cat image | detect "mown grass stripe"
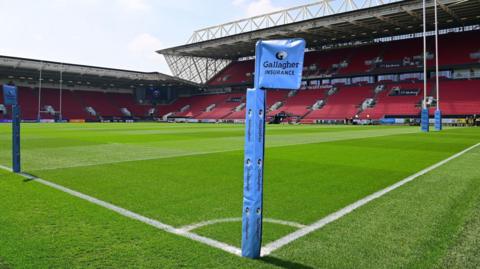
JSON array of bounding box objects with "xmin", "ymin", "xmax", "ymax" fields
[
  {"xmin": 0, "ymin": 164, "xmax": 242, "ymax": 257},
  {"xmin": 261, "ymin": 142, "xmax": 480, "ymax": 256},
  {"xmin": 11, "ymin": 127, "xmax": 420, "ymax": 171}
]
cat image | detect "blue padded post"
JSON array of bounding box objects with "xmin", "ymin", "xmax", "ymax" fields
[
  {"xmin": 12, "ymin": 105, "xmax": 21, "ymax": 173},
  {"xmin": 241, "ymin": 87, "xmax": 266, "ymax": 258},
  {"xmin": 434, "ymin": 109, "xmax": 442, "ymax": 131},
  {"xmin": 240, "ymin": 38, "xmax": 305, "ymax": 259},
  {"xmin": 421, "ymin": 108, "xmax": 429, "ymax": 132}
]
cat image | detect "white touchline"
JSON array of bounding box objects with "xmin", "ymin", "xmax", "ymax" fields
[
  {"xmin": 179, "ymin": 217, "xmax": 306, "ymax": 232},
  {"xmin": 1, "ymin": 142, "xmax": 478, "ymax": 258},
  {"xmin": 0, "ymin": 164, "xmax": 241, "ymax": 257},
  {"xmin": 260, "ymin": 142, "xmax": 480, "ymax": 256}
]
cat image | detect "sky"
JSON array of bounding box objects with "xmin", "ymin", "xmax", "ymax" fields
[{"xmin": 0, "ymin": 0, "xmax": 313, "ymax": 75}]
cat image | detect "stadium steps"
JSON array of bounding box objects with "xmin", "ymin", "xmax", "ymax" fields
[{"xmin": 71, "ymin": 91, "xmax": 94, "ymax": 119}]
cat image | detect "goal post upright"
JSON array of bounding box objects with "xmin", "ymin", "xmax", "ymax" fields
[
  {"xmin": 241, "ymin": 39, "xmax": 305, "ymax": 259},
  {"xmin": 12, "ymin": 104, "xmax": 21, "ymax": 172},
  {"xmin": 3, "ymin": 84, "xmax": 21, "ymax": 173},
  {"xmin": 241, "ymin": 87, "xmax": 266, "ymax": 258},
  {"xmin": 434, "ymin": 0, "xmax": 442, "ymax": 131},
  {"xmin": 37, "ymin": 63, "xmax": 43, "ymax": 122},
  {"xmin": 421, "ymin": 0, "xmax": 429, "ymax": 132}
]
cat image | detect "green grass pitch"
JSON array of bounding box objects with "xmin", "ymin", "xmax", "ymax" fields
[{"xmin": 0, "ymin": 123, "xmax": 479, "ymax": 268}]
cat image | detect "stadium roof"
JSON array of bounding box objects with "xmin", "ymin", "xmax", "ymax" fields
[
  {"xmin": 0, "ymin": 55, "xmax": 197, "ymax": 91},
  {"xmin": 158, "ymin": 0, "xmax": 480, "ymax": 84}
]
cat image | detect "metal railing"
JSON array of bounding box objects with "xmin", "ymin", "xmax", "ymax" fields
[{"xmin": 187, "ymin": 0, "xmax": 401, "ymax": 43}]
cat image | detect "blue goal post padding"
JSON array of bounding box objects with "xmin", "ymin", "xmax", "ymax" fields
[
  {"xmin": 12, "ymin": 105, "xmax": 21, "ymax": 173},
  {"xmin": 421, "ymin": 108, "xmax": 429, "ymax": 132},
  {"xmin": 241, "ymin": 87, "xmax": 266, "ymax": 258},
  {"xmin": 3, "ymin": 85, "xmax": 18, "ymax": 105},
  {"xmin": 435, "ymin": 110, "xmax": 442, "ymax": 131},
  {"xmin": 241, "ymin": 38, "xmax": 305, "ymax": 259}
]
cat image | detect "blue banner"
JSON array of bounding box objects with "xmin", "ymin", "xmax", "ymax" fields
[
  {"xmin": 255, "ymin": 39, "xmax": 306, "ymax": 90},
  {"xmin": 380, "ymin": 118, "xmax": 396, "ymax": 124},
  {"xmin": 3, "ymin": 85, "xmax": 18, "ymax": 105}
]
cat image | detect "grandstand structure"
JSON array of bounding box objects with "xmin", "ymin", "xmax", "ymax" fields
[
  {"xmin": 1, "ymin": 0, "xmax": 480, "ymax": 123},
  {"xmin": 157, "ymin": 0, "xmax": 480, "ymax": 123},
  {"xmin": 0, "ymin": 55, "xmax": 196, "ymax": 121}
]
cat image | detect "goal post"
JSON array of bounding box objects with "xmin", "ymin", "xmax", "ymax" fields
[
  {"xmin": 3, "ymin": 84, "xmax": 21, "ymax": 172},
  {"xmin": 241, "ymin": 39, "xmax": 305, "ymax": 258}
]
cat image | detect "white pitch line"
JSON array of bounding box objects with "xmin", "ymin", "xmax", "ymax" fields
[
  {"xmin": 264, "ymin": 218, "xmax": 307, "ymax": 229},
  {"xmin": 0, "ymin": 165, "xmax": 241, "ymax": 256},
  {"xmin": 179, "ymin": 217, "xmax": 241, "ymax": 232},
  {"xmin": 179, "ymin": 217, "xmax": 306, "ymax": 232},
  {"xmin": 261, "ymin": 142, "xmax": 480, "ymax": 256}
]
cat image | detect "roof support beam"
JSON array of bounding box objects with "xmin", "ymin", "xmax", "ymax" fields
[
  {"xmin": 323, "ymin": 24, "xmax": 356, "ymax": 35},
  {"xmin": 346, "ymin": 19, "xmax": 381, "ymax": 32},
  {"xmin": 14, "ymin": 61, "xmax": 22, "ymax": 69},
  {"xmin": 437, "ymin": 0, "xmax": 461, "ymax": 22},
  {"xmin": 304, "ymin": 28, "xmax": 337, "ymax": 39},
  {"xmin": 375, "ymin": 15, "xmax": 406, "ymax": 30},
  {"xmin": 164, "ymin": 55, "xmax": 231, "ymax": 84},
  {"xmin": 401, "ymin": 7, "xmax": 422, "ymax": 21}
]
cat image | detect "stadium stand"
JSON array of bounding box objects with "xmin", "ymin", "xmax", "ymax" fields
[
  {"xmin": 39, "ymin": 88, "xmax": 60, "ymax": 117},
  {"xmin": 303, "ymin": 48, "xmax": 351, "ymax": 77},
  {"xmin": 305, "ymin": 85, "xmax": 373, "ymax": 120},
  {"xmin": 209, "ymin": 61, "xmax": 254, "ymax": 86},
  {"xmin": 439, "ymin": 31, "xmax": 480, "ymax": 65},
  {"xmin": 76, "ymin": 91, "xmax": 122, "ymax": 117},
  {"xmin": 18, "ymin": 87, "xmax": 40, "ymax": 120},
  {"xmin": 269, "ymin": 88, "xmax": 328, "ymax": 117},
  {"xmin": 359, "ymin": 83, "xmax": 425, "ymax": 119},
  {"xmin": 196, "ymin": 93, "xmax": 244, "ymax": 119},
  {"xmin": 107, "ymin": 92, "xmax": 150, "ymax": 117},
  {"xmin": 438, "ymin": 80, "xmax": 480, "ymax": 115},
  {"xmin": 1, "ymin": 30, "xmax": 479, "ymax": 123},
  {"xmin": 207, "ymin": 31, "xmax": 479, "ymax": 85},
  {"xmin": 266, "ymin": 90, "xmax": 289, "ymax": 109},
  {"xmin": 380, "ymin": 38, "xmax": 424, "ymax": 66},
  {"xmin": 60, "ymin": 89, "xmax": 91, "ymax": 120},
  {"xmin": 338, "ymin": 44, "xmax": 380, "ymax": 75},
  {"xmin": 173, "ymin": 94, "xmax": 228, "ymax": 118},
  {"xmin": 156, "ymin": 98, "xmax": 193, "ymax": 118}
]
